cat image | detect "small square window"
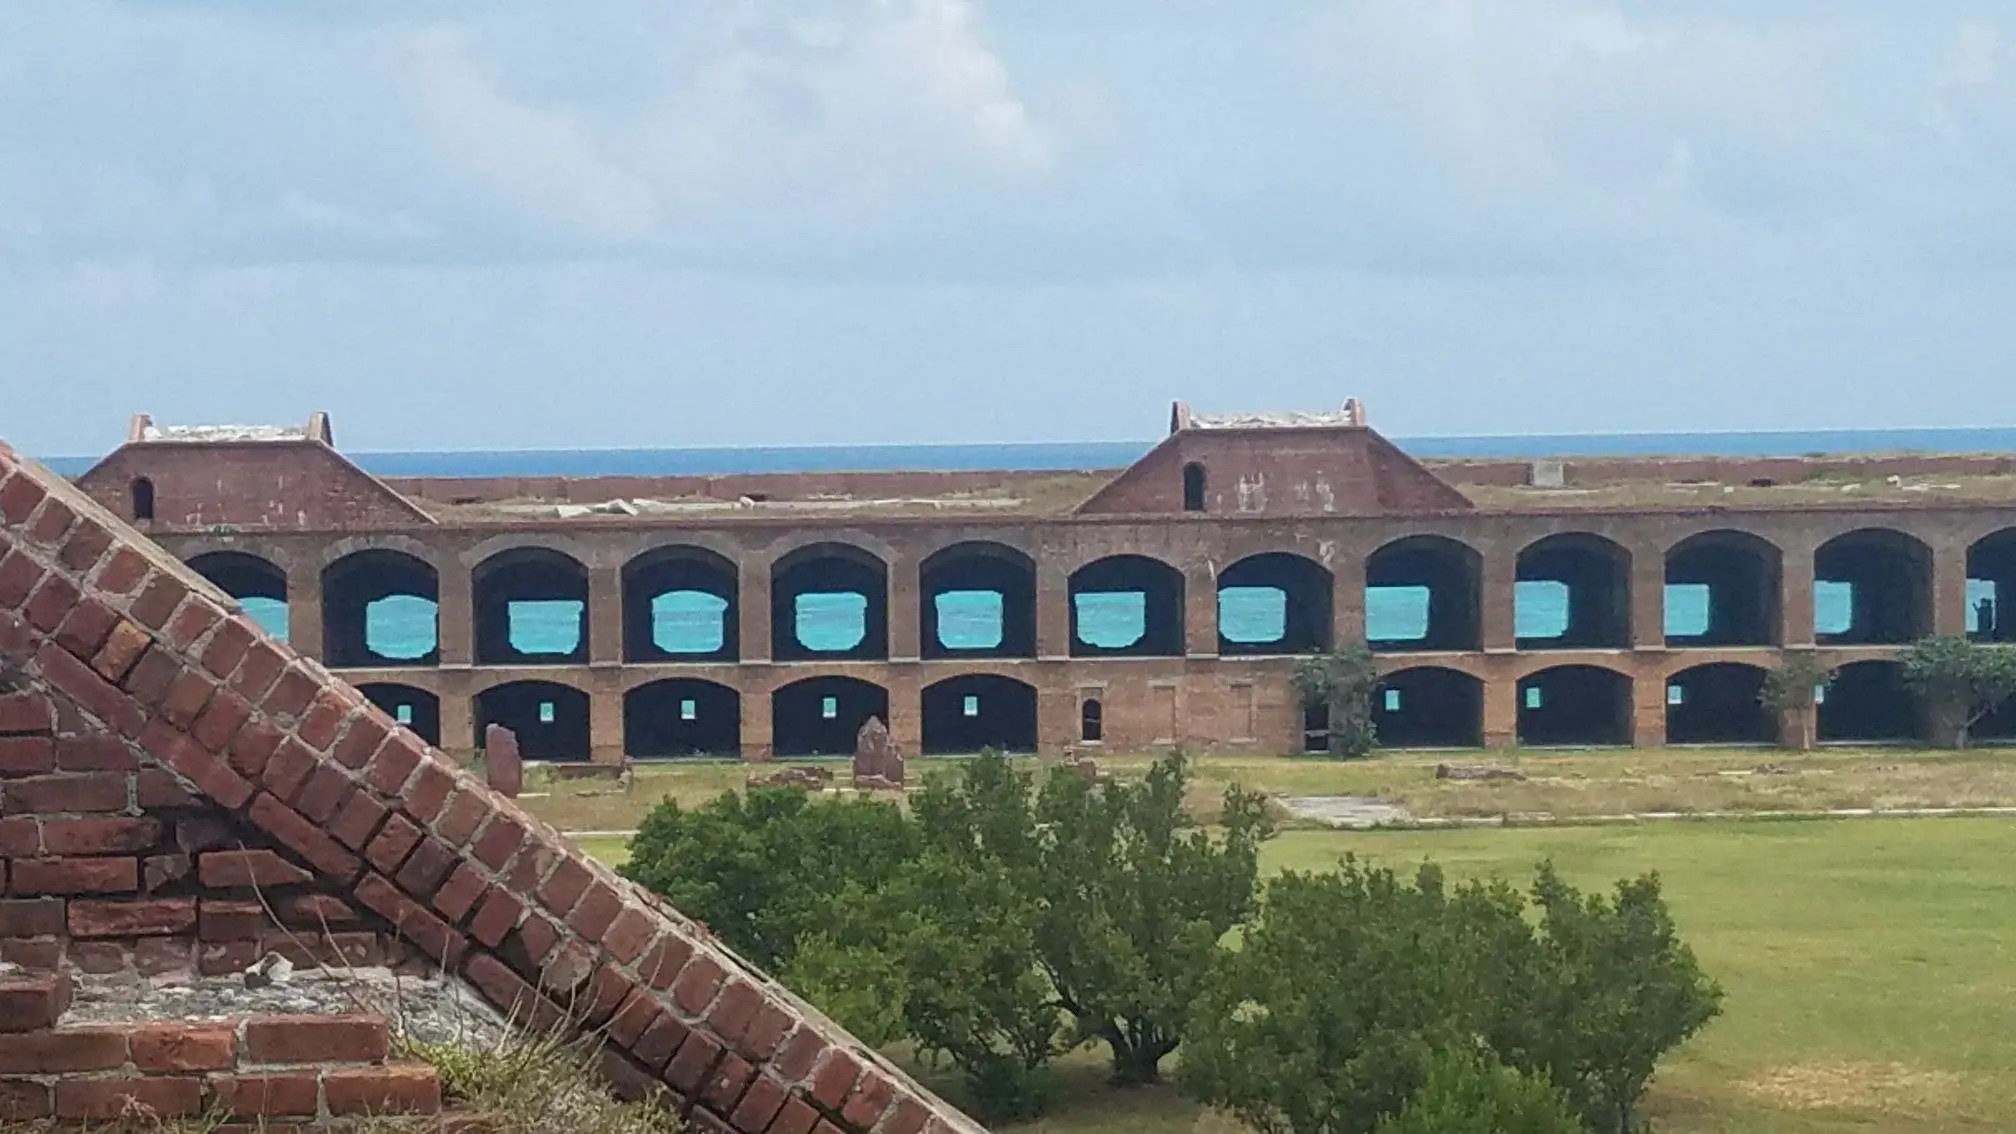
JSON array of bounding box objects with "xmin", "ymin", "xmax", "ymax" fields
[
  {"xmin": 963, "ymin": 695, "xmax": 980, "ymax": 718},
  {"xmin": 680, "ymin": 699, "xmax": 697, "ymax": 721},
  {"xmin": 395, "ymin": 704, "xmax": 413, "ymax": 724},
  {"xmin": 538, "ymin": 701, "xmax": 555, "ymax": 724},
  {"xmin": 1524, "ymin": 687, "xmax": 1543, "ymax": 710},
  {"xmin": 1667, "ymin": 685, "xmax": 1685, "ymax": 706},
  {"xmin": 1814, "ymin": 685, "xmax": 1828, "ymax": 704},
  {"xmin": 1383, "ymin": 689, "xmax": 1402, "ymax": 712},
  {"xmin": 821, "ymin": 696, "xmax": 838, "ymax": 720}
]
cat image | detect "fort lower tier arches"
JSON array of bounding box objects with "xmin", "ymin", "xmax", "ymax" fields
[
  {"xmin": 357, "ymin": 682, "xmax": 442, "ymax": 748},
  {"xmin": 1367, "ymin": 535, "xmax": 1481, "ymax": 652},
  {"xmin": 625, "ymin": 678, "xmax": 740, "ymax": 758},
  {"xmin": 772, "ymin": 676, "xmax": 889, "ymax": 757},
  {"xmin": 1516, "ymin": 664, "xmax": 1632, "ymax": 747},
  {"xmin": 1373, "ymin": 666, "xmax": 1484, "ymax": 748},
  {"xmin": 1664, "ymin": 663, "xmax": 1775, "ymax": 745},
  {"xmin": 1818, "ymin": 660, "xmax": 1917, "ymax": 743},
  {"xmin": 921, "ymin": 674, "xmax": 1039, "ymax": 754},
  {"xmin": 622, "ymin": 546, "xmax": 739, "ymax": 663},
  {"xmin": 474, "ymin": 679, "xmax": 591, "ymax": 761},
  {"xmin": 920, "ymin": 541, "xmax": 1036, "ymax": 660},
  {"xmin": 1665, "ymin": 530, "xmax": 1783, "ymax": 647},
  {"xmin": 1217, "ymin": 552, "xmax": 1333, "ymax": 656}
]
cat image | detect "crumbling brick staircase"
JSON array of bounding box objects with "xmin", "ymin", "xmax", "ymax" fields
[{"xmin": 0, "ymin": 442, "xmax": 984, "ymax": 1131}]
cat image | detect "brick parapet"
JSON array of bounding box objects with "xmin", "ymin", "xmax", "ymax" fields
[{"xmin": 0, "ymin": 447, "xmax": 985, "ymax": 1132}]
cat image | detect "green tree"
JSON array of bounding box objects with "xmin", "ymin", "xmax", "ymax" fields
[
  {"xmin": 619, "ymin": 787, "xmax": 920, "ymax": 970},
  {"xmin": 909, "ymin": 752, "xmax": 1275, "ymax": 1086},
  {"xmin": 1374, "ymin": 1048, "xmax": 1584, "ymax": 1134},
  {"xmin": 1759, "ymin": 651, "xmax": 1835, "ymax": 751},
  {"xmin": 1899, "ymin": 634, "xmax": 2016, "ymax": 748},
  {"xmin": 1525, "ymin": 864, "xmax": 1724, "ymax": 1133},
  {"xmin": 1181, "ymin": 862, "xmax": 1541, "ymax": 1134},
  {"xmin": 1294, "ymin": 642, "xmax": 1381, "ymax": 758}
]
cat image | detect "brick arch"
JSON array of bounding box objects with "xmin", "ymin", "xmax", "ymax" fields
[
  {"xmin": 461, "ymin": 532, "xmax": 603, "ymax": 571},
  {"xmin": 0, "ymin": 449, "xmax": 981, "ymax": 1133},
  {"xmin": 756, "ymin": 530, "xmax": 900, "ymax": 570},
  {"xmin": 316, "ymin": 534, "xmax": 444, "ymax": 573},
  {"xmin": 172, "ymin": 538, "xmax": 308, "ymax": 576}
]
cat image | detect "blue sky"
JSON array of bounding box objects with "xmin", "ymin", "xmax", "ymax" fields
[{"xmin": 5, "ymin": 1, "xmax": 2016, "ymax": 457}]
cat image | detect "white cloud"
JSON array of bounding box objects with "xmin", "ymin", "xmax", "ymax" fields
[{"xmin": 393, "ymin": 0, "xmax": 1057, "ymax": 238}]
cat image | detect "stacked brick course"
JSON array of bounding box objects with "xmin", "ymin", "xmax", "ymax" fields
[{"xmin": 0, "ymin": 443, "xmax": 982, "ymax": 1132}]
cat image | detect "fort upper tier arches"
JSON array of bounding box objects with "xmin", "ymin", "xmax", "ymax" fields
[{"xmin": 91, "ymin": 406, "xmax": 2016, "ymax": 759}]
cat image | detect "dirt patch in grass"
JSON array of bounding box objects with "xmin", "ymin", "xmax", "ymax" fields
[{"xmin": 1739, "ymin": 1061, "xmax": 1965, "ymax": 1114}]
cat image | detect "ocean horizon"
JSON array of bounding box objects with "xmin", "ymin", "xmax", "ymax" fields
[{"xmin": 35, "ymin": 425, "xmax": 2016, "ymax": 480}]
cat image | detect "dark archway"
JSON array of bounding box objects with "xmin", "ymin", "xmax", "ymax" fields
[
  {"xmin": 187, "ymin": 551, "xmax": 288, "ymax": 642},
  {"xmin": 1818, "ymin": 660, "xmax": 1917, "ymax": 743},
  {"xmin": 1666, "ymin": 530, "xmax": 1782, "ymax": 647},
  {"xmin": 624, "ymin": 679, "xmax": 740, "ymax": 759},
  {"xmin": 1665, "ymin": 664, "xmax": 1774, "ymax": 745},
  {"xmin": 357, "ymin": 683, "xmax": 441, "ymax": 748},
  {"xmin": 772, "ymin": 677, "xmax": 890, "ymax": 758},
  {"xmin": 772, "ymin": 544, "xmax": 888, "ymax": 662},
  {"xmin": 1069, "ymin": 555, "xmax": 1185, "ymax": 657},
  {"xmin": 1375, "ymin": 667, "xmax": 1483, "ymax": 748},
  {"xmin": 474, "ymin": 548, "xmax": 590, "ymax": 665},
  {"xmin": 1516, "ymin": 533, "xmax": 1629, "ymax": 649},
  {"xmin": 1814, "ymin": 530, "xmax": 1932, "ymax": 646},
  {"xmin": 920, "ymin": 543, "xmax": 1035, "ymax": 660},
  {"xmin": 1218, "ymin": 553, "xmax": 1333, "ymax": 656},
  {"xmin": 1366, "ymin": 536, "xmax": 1481, "ymax": 652},
  {"xmin": 622, "ymin": 547, "xmax": 738, "ymax": 663},
  {"xmin": 1517, "ymin": 666, "xmax": 1632, "ymax": 747},
  {"xmin": 1081, "ymin": 697, "xmax": 1104, "ymax": 743},
  {"xmin": 322, "ymin": 550, "xmax": 439, "ymax": 668},
  {"xmin": 474, "ymin": 681, "xmax": 590, "ymax": 762},
  {"xmin": 1967, "ymin": 529, "xmax": 2016, "ymax": 643},
  {"xmin": 921, "ymin": 675, "xmax": 1038, "ymax": 754}
]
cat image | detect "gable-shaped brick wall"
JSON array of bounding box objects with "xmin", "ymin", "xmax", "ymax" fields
[{"xmin": 0, "ymin": 443, "xmax": 985, "ymax": 1134}]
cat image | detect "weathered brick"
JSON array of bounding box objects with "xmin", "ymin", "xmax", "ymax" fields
[
  {"xmin": 767, "ymin": 1096, "xmax": 823, "ymax": 1134},
  {"xmin": 57, "ymin": 517, "xmax": 112, "ymax": 574},
  {"xmin": 433, "ymin": 789, "xmax": 490, "ymax": 846},
  {"xmin": 403, "ymin": 760, "xmax": 456, "ymax": 824},
  {"xmin": 0, "ymin": 1077, "xmax": 52, "ymax": 1119},
  {"xmin": 730, "ymin": 1073, "xmax": 791, "ymax": 1134},
  {"xmin": 471, "ymin": 814, "xmax": 530, "ymax": 871},
  {"xmin": 52, "ymin": 597, "xmax": 118, "ymax": 659},
  {"xmin": 260, "ymin": 738, "xmax": 318, "ymax": 801},
  {"xmin": 198, "ymin": 615, "xmax": 257, "ymax": 680},
  {"xmin": 261, "ymin": 665, "xmax": 319, "ymax": 721},
  {"xmin": 130, "ymin": 1024, "xmax": 236, "ymax": 1072},
  {"xmin": 23, "ymin": 497, "xmax": 75, "ymax": 548},
  {"xmin": 159, "ymin": 668, "xmax": 217, "ymax": 730},
  {"xmin": 226, "ymin": 640, "xmax": 287, "ymax": 701},
  {"xmin": 0, "ymin": 1029, "xmax": 128, "ymax": 1073},
  {"xmin": 137, "ymin": 768, "xmax": 202, "ymax": 809},
  {"xmin": 244, "ymin": 1014, "xmax": 390, "ymax": 1064},
  {"xmin": 840, "ymin": 1068, "xmax": 899, "ymax": 1128},
  {"xmin": 330, "ymin": 712, "xmax": 390, "ymax": 771},
  {"xmin": 808, "ymin": 1048, "xmax": 865, "ymax": 1109},
  {"xmin": 703, "ymin": 1051, "xmax": 756, "ymax": 1114},
  {"xmin": 295, "ymin": 690, "xmax": 352, "ymax": 752},
  {"xmin": 226, "ymin": 717, "xmax": 286, "ymax": 779},
  {"xmin": 431, "ymin": 863, "xmax": 488, "ymax": 924},
  {"xmin": 55, "ymin": 1077, "xmax": 202, "ymax": 1120},
  {"xmin": 197, "ymin": 898, "xmax": 267, "ymax": 941},
  {"xmin": 328, "ymin": 790, "xmax": 389, "ymax": 851},
  {"xmin": 0, "ymin": 970, "xmax": 71, "ymax": 1033},
  {"xmin": 323, "ymin": 1063, "xmax": 442, "ymax": 1115},
  {"xmin": 247, "ymin": 793, "xmax": 361, "ymax": 881},
  {"xmin": 0, "ymin": 549, "xmax": 44, "ymax": 610},
  {"xmin": 0, "ymin": 898, "xmax": 64, "ymax": 938},
  {"xmin": 11, "ymin": 857, "xmax": 136, "ymax": 896},
  {"xmin": 355, "ymin": 874, "xmax": 464, "ymax": 965},
  {"xmin": 469, "ymin": 887, "xmax": 524, "ymax": 949},
  {"xmin": 93, "ymin": 545, "xmax": 150, "ymax": 596},
  {"xmin": 0, "ymin": 817, "xmax": 39, "ymax": 857},
  {"xmin": 206, "ymin": 1071, "xmax": 320, "ymax": 1119},
  {"xmin": 54, "ymin": 735, "xmax": 135, "ymax": 772},
  {"xmin": 190, "ymin": 688, "xmax": 254, "ymax": 753},
  {"xmin": 365, "ymin": 813, "xmax": 423, "ymax": 874},
  {"xmin": 638, "ymin": 933, "xmax": 695, "ymax": 990},
  {"xmin": 294, "ymin": 763, "xmax": 353, "ymax": 822},
  {"xmin": 395, "ymin": 837, "xmax": 457, "ymax": 899},
  {"xmin": 537, "ymin": 856, "xmax": 594, "ymax": 919},
  {"xmin": 664, "ymin": 1030, "xmax": 724, "ymax": 1094},
  {"xmin": 121, "ymin": 645, "xmax": 182, "ymax": 706},
  {"xmin": 0, "ymin": 693, "xmax": 53, "ymax": 736},
  {"xmin": 0, "ymin": 737, "xmax": 55, "ymax": 775},
  {"xmin": 162, "ymin": 596, "xmax": 223, "ymax": 653},
  {"xmin": 69, "ymin": 898, "xmax": 197, "ymax": 938},
  {"xmin": 363, "ymin": 735, "xmax": 421, "ymax": 796},
  {"xmin": 41, "ymin": 817, "xmax": 161, "ymax": 856},
  {"xmin": 142, "ymin": 853, "xmax": 191, "ymax": 892},
  {"xmin": 89, "ymin": 618, "xmax": 151, "ymax": 683},
  {"xmin": 0, "ymin": 473, "xmax": 47, "ymax": 527},
  {"xmin": 672, "ymin": 953, "xmax": 728, "ymax": 1017},
  {"xmin": 198, "ymin": 849, "xmax": 313, "ymax": 889},
  {"xmin": 3, "ymin": 771, "xmax": 129, "ymax": 814},
  {"xmin": 34, "ymin": 641, "xmax": 145, "ymax": 737},
  {"xmin": 603, "ymin": 906, "xmax": 657, "ymax": 965},
  {"xmin": 276, "ymin": 892, "xmax": 363, "ymax": 929}
]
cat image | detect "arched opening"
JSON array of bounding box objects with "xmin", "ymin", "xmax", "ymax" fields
[
  {"xmin": 474, "ymin": 681, "xmax": 590, "ymax": 762},
  {"xmin": 1080, "ymin": 697, "xmax": 1103, "ymax": 743},
  {"xmin": 1069, "ymin": 555, "xmax": 1186, "ymax": 657},
  {"xmin": 920, "ymin": 543, "xmax": 1035, "ymax": 660},
  {"xmin": 131, "ymin": 478, "xmax": 155, "ymax": 522},
  {"xmin": 1665, "ymin": 664, "xmax": 1774, "ymax": 745},
  {"xmin": 357, "ymin": 683, "xmax": 441, "ymax": 748},
  {"xmin": 922, "ymin": 675, "xmax": 1038, "ymax": 754},
  {"xmin": 1515, "ymin": 533, "xmax": 1630, "ymax": 649},
  {"xmin": 1366, "ymin": 536, "xmax": 1481, "ymax": 652},
  {"xmin": 187, "ymin": 551, "xmax": 288, "ymax": 642},
  {"xmin": 772, "ymin": 544, "xmax": 888, "ymax": 662},
  {"xmin": 1665, "ymin": 530, "xmax": 1782, "ymax": 647},
  {"xmin": 772, "ymin": 677, "xmax": 889, "ymax": 758},
  {"xmin": 1818, "ymin": 660, "xmax": 1917, "ymax": 744},
  {"xmin": 1517, "ymin": 666, "xmax": 1631, "ymax": 747},
  {"xmin": 1375, "ymin": 667, "xmax": 1484, "ymax": 748},
  {"xmin": 624, "ymin": 679, "xmax": 740, "ymax": 759},
  {"xmin": 1182, "ymin": 463, "xmax": 1207, "ymax": 512},
  {"xmin": 622, "ymin": 547, "xmax": 738, "ymax": 663},
  {"xmin": 1218, "ymin": 553, "xmax": 1333, "ymax": 656},
  {"xmin": 474, "ymin": 547, "xmax": 590, "ymax": 665},
  {"xmin": 1967, "ymin": 529, "xmax": 2016, "ymax": 643},
  {"xmin": 1814, "ymin": 529, "xmax": 1932, "ymax": 646},
  {"xmin": 322, "ymin": 550, "xmax": 439, "ymax": 668}
]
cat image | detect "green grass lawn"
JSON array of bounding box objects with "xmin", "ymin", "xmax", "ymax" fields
[{"xmin": 579, "ymin": 816, "xmax": 2016, "ymax": 1133}]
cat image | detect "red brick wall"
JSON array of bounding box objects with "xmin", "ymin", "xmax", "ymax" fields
[
  {"xmin": 387, "ymin": 469, "xmax": 1086, "ymax": 507},
  {"xmin": 1429, "ymin": 452, "xmax": 2016, "ymax": 488},
  {"xmin": 75, "ymin": 443, "xmax": 432, "ymax": 533},
  {"xmin": 0, "ymin": 446, "xmax": 984, "ymax": 1133},
  {"xmin": 1077, "ymin": 428, "xmax": 1471, "ymax": 516}
]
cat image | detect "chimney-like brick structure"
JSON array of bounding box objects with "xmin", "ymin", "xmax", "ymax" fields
[{"xmin": 0, "ymin": 442, "xmax": 983, "ymax": 1133}]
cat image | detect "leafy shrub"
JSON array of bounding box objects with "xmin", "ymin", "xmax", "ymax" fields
[{"xmin": 1374, "ymin": 1048, "xmax": 1583, "ymax": 1134}]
